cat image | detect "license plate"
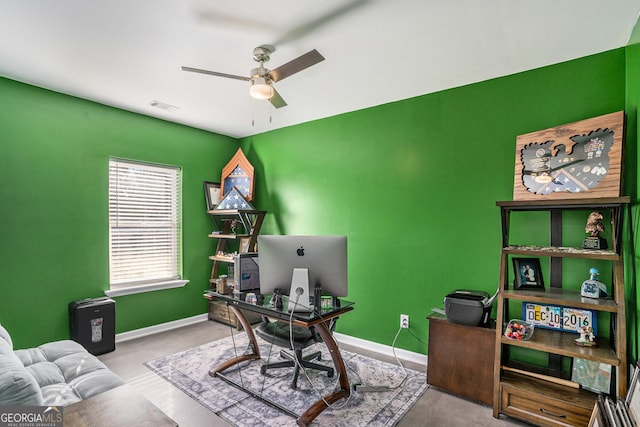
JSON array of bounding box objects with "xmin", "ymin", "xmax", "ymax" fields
[
  {"xmin": 523, "ymin": 303, "xmax": 562, "ymax": 330},
  {"xmin": 522, "ymin": 303, "xmax": 597, "ymax": 334},
  {"xmin": 563, "ymin": 307, "xmax": 597, "ymax": 334}
]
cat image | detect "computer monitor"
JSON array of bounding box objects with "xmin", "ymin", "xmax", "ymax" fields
[{"xmin": 258, "ymin": 235, "xmax": 348, "ymax": 311}]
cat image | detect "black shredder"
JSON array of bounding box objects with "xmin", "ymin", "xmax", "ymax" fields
[{"xmin": 69, "ymin": 297, "xmax": 116, "ymax": 355}]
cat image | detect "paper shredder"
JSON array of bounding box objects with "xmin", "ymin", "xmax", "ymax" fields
[{"xmin": 69, "ymin": 297, "xmax": 116, "ymax": 355}]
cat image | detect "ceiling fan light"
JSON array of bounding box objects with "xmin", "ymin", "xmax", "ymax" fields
[{"xmin": 249, "ymin": 77, "xmax": 274, "ymax": 100}]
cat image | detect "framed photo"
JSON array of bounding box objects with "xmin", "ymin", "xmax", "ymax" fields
[
  {"xmin": 617, "ymin": 399, "xmax": 634, "ymax": 427},
  {"xmin": 588, "ymin": 395, "xmax": 607, "ymax": 427},
  {"xmin": 238, "ymin": 237, "xmax": 251, "ymax": 254},
  {"xmin": 512, "ymin": 257, "xmax": 544, "ymax": 290},
  {"xmin": 626, "ymin": 362, "xmax": 640, "ymax": 424},
  {"xmin": 571, "ymin": 358, "xmax": 611, "ymax": 394},
  {"xmin": 203, "ymin": 181, "xmax": 221, "ymax": 210}
]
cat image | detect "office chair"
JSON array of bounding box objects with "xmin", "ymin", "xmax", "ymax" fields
[{"xmin": 255, "ymin": 317, "xmax": 336, "ymax": 389}]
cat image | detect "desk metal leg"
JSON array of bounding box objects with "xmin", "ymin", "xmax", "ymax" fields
[
  {"xmin": 209, "ymin": 304, "xmax": 350, "ymax": 427},
  {"xmin": 296, "ymin": 320, "xmax": 351, "ymax": 427},
  {"xmin": 209, "ymin": 304, "xmax": 261, "ymax": 376}
]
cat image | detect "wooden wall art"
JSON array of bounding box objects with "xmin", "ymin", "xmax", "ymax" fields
[
  {"xmin": 221, "ymin": 148, "xmax": 255, "ymax": 201},
  {"xmin": 513, "ymin": 111, "xmax": 624, "ymax": 201}
]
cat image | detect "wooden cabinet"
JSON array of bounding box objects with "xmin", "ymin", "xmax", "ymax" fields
[
  {"xmin": 427, "ymin": 314, "xmax": 495, "ymax": 406},
  {"xmin": 206, "ymin": 209, "xmax": 265, "ymax": 326},
  {"xmin": 207, "ymin": 297, "xmax": 262, "ymax": 330},
  {"xmin": 492, "ymin": 197, "xmax": 629, "ymax": 425},
  {"xmin": 500, "ymin": 371, "xmax": 595, "ymax": 426}
]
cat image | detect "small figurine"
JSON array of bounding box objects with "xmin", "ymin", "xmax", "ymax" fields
[
  {"xmin": 581, "ymin": 268, "xmax": 608, "ymax": 298},
  {"xmin": 229, "ymin": 219, "xmax": 241, "ymax": 234},
  {"xmin": 585, "ymin": 211, "xmax": 605, "ymax": 236},
  {"xmin": 574, "ymin": 323, "xmax": 596, "ymax": 346},
  {"xmin": 582, "ymin": 211, "xmax": 608, "ymax": 249}
]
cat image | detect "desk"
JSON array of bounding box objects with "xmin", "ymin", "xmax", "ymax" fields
[{"xmin": 204, "ymin": 291, "xmax": 354, "ymax": 427}]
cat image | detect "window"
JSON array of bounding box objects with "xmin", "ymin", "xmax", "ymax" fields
[{"xmin": 107, "ymin": 159, "xmax": 187, "ymax": 296}]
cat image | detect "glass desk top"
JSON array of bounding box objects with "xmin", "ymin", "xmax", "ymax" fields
[
  {"xmin": 204, "ymin": 290, "xmax": 354, "ymax": 325},
  {"xmin": 203, "ymin": 290, "xmax": 355, "ymax": 425}
]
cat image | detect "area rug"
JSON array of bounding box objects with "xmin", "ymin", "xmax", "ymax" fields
[{"xmin": 145, "ymin": 333, "xmax": 427, "ymax": 426}]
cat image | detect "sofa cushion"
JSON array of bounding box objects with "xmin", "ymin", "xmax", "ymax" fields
[
  {"xmin": 0, "ymin": 338, "xmax": 43, "ymax": 405},
  {"xmin": 24, "ymin": 361, "xmax": 66, "ymax": 388},
  {"xmin": 14, "ymin": 340, "xmax": 124, "ymax": 406},
  {"xmin": 0, "ymin": 322, "xmax": 124, "ymax": 407},
  {"xmin": 70, "ymin": 369, "xmax": 125, "ymax": 400},
  {"xmin": 17, "ymin": 340, "xmax": 87, "ymax": 365},
  {"xmin": 55, "ymin": 352, "xmax": 112, "ymax": 382},
  {"xmin": 39, "ymin": 383, "xmax": 82, "ymax": 406},
  {"xmin": 0, "ymin": 323, "xmax": 12, "ymax": 349}
]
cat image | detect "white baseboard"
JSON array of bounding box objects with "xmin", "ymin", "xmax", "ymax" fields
[
  {"xmin": 115, "ymin": 315, "xmax": 428, "ymax": 367},
  {"xmin": 115, "ymin": 313, "xmax": 208, "ymax": 343},
  {"xmin": 334, "ymin": 332, "xmax": 427, "ymax": 366}
]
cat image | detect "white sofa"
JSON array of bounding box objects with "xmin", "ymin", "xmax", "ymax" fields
[{"xmin": 0, "ymin": 323, "xmax": 124, "ymax": 406}]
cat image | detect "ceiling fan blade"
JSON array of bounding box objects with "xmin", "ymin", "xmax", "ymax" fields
[
  {"xmin": 267, "ymin": 49, "xmax": 325, "ymax": 82},
  {"xmin": 272, "ymin": 0, "xmax": 371, "ymax": 46},
  {"xmin": 269, "ymin": 87, "xmax": 287, "ymax": 109},
  {"xmin": 181, "ymin": 66, "xmax": 250, "ymax": 81},
  {"xmin": 194, "ymin": 11, "xmax": 275, "ymax": 33}
]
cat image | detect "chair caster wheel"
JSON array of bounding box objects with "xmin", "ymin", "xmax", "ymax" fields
[
  {"xmin": 328, "ymin": 370, "xmax": 334, "ymax": 378},
  {"xmin": 260, "ymin": 366, "xmax": 267, "ymax": 375}
]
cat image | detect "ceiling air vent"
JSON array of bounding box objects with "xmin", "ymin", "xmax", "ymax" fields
[{"xmin": 150, "ymin": 100, "xmax": 180, "ymax": 112}]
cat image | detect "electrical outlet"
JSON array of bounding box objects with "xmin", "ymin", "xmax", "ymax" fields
[{"xmin": 400, "ymin": 314, "xmax": 409, "ymax": 329}]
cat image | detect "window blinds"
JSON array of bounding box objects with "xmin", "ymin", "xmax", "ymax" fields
[{"xmin": 109, "ymin": 159, "xmax": 182, "ymax": 287}]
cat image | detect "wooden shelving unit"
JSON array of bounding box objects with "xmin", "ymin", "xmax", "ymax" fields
[
  {"xmin": 492, "ymin": 197, "xmax": 629, "ymax": 426},
  {"xmin": 206, "ymin": 209, "xmax": 265, "ymax": 285},
  {"xmin": 205, "ymin": 209, "xmax": 265, "ymax": 327}
]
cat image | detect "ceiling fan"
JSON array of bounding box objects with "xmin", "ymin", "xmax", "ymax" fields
[{"xmin": 182, "ymin": 45, "xmax": 324, "ymax": 108}]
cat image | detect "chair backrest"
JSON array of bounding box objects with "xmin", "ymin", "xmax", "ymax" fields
[{"xmin": 255, "ymin": 316, "xmax": 339, "ymax": 351}]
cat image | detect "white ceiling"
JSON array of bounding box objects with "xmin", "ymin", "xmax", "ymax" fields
[{"xmin": 2, "ymin": 1, "xmax": 639, "ymax": 139}]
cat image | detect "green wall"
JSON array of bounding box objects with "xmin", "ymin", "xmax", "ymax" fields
[
  {"xmin": 242, "ymin": 49, "xmax": 628, "ymax": 354},
  {"xmin": 627, "ymin": 18, "xmax": 640, "ymax": 361},
  {"xmin": 0, "ymin": 78, "xmax": 237, "ymax": 348},
  {"xmin": 1, "ymin": 47, "xmax": 634, "ymax": 357}
]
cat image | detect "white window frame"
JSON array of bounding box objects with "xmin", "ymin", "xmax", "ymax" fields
[{"xmin": 106, "ymin": 158, "xmax": 188, "ymax": 297}]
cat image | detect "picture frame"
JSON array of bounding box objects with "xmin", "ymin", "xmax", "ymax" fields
[
  {"xmin": 626, "ymin": 362, "xmax": 640, "ymax": 424},
  {"xmin": 617, "ymin": 399, "xmax": 634, "ymax": 427},
  {"xmin": 238, "ymin": 237, "xmax": 251, "ymax": 254},
  {"xmin": 203, "ymin": 181, "xmax": 221, "ymax": 210},
  {"xmin": 571, "ymin": 358, "xmax": 611, "ymax": 394},
  {"xmin": 512, "ymin": 257, "xmax": 544, "ymax": 290},
  {"xmin": 588, "ymin": 395, "xmax": 607, "ymax": 427}
]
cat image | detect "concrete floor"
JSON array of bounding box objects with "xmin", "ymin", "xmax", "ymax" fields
[{"xmin": 99, "ymin": 320, "xmax": 529, "ymax": 426}]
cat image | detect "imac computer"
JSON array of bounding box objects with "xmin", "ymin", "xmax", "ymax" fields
[{"xmin": 258, "ymin": 235, "xmax": 348, "ymax": 312}]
